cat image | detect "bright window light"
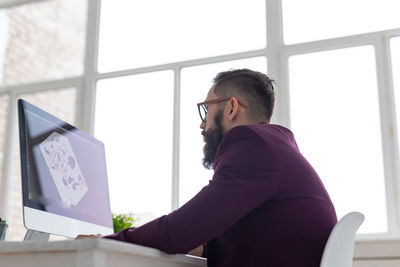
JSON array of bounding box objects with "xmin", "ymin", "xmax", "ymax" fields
[
  {"xmin": 289, "ymin": 46, "xmax": 387, "ymax": 233},
  {"xmin": 282, "ymin": 0, "xmax": 400, "ymax": 44},
  {"xmin": 95, "ymin": 71, "xmax": 174, "ymax": 223},
  {"xmin": 98, "ymin": 0, "xmax": 266, "ymax": 72}
]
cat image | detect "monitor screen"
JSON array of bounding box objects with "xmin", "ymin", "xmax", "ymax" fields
[{"xmin": 18, "ymin": 99, "xmax": 113, "ymax": 238}]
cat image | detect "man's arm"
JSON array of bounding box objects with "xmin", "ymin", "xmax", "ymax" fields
[{"xmin": 103, "ymin": 126, "xmax": 279, "ymax": 254}]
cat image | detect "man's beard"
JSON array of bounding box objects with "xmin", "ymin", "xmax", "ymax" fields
[{"xmin": 202, "ymin": 110, "xmax": 224, "ymax": 170}]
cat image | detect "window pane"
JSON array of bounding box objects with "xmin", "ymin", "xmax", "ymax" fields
[
  {"xmin": 0, "ymin": 93, "xmax": 9, "ymax": 191},
  {"xmin": 98, "ymin": 0, "xmax": 266, "ymax": 72},
  {"xmin": 0, "ymin": 0, "xmax": 87, "ymax": 87},
  {"xmin": 95, "ymin": 71, "xmax": 173, "ymax": 223},
  {"xmin": 180, "ymin": 57, "xmax": 267, "ymax": 206},
  {"xmin": 289, "ymin": 46, "xmax": 386, "ymax": 233},
  {"xmin": 6, "ymin": 88, "xmax": 77, "ymax": 241},
  {"xmin": 283, "ymin": 0, "xmax": 400, "ymax": 44},
  {"xmin": 392, "ymin": 37, "xmax": 400, "ymax": 162}
]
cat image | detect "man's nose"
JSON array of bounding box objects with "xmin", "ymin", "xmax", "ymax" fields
[{"xmin": 200, "ymin": 121, "xmax": 206, "ymax": 129}]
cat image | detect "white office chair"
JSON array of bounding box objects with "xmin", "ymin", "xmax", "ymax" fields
[{"xmin": 320, "ymin": 211, "xmax": 365, "ymax": 267}]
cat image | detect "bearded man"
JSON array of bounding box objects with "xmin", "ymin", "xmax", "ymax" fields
[{"xmin": 78, "ymin": 69, "xmax": 337, "ymax": 267}]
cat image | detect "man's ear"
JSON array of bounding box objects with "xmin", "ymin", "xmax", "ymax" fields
[{"xmin": 227, "ymin": 97, "xmax": 239, "ymax": 121}]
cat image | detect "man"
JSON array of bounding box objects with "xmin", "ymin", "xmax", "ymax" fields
[{"xmin": 78, "ymin": 69, "xmax": 337, "ymax": 267}]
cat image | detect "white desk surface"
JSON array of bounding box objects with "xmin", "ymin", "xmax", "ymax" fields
[{"xmin": 0, "ymin": 238, "xmax": 207, "ymax": 267}]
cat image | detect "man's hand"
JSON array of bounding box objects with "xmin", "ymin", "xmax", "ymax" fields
[
  {"xmin": 187, "ymin": 245, "xmax": 204, "ymax": 257},
  {"xmin": 75, "ymin": 234, "xmax": 103, "ymax": 240}
]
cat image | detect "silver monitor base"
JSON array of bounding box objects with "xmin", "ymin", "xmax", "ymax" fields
[{"xmin": 24, "ymin": 229, "xmax": 50, "ymax": 241}]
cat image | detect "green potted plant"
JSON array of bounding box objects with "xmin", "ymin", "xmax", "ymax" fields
[{"xmin": 112, "ymin": 213, "xmax": 138, "ymax": 233}]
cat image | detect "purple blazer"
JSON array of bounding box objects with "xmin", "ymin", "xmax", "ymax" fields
[{"xmin": 104, "ymin": 124, "xmax": 337, "ymax": 267}]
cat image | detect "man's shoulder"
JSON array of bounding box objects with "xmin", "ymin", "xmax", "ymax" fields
[
  {"xmin": 217, "ymin": 124, "xmax": 281, "ymax": 152},
  {"xmin": 219, "ymin": 124, "xmax": 298, "ymax": 156},
  {"xmin": 219, "ymin": 124, "xmax": 264, "ymax": 147},
  {"xmin": 225, "ymin": 123, "xmax": 293, "ymax": 141},
  {"xmin": 214, "ymin": 124, "xmax": 281, "ymax": 171}
]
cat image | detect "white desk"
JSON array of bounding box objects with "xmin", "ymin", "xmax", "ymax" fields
[
  {"xmin": 0, "ymin": 238, "xmax": 207, "ymax": 267},
  {"xmin": 3, "ymin": 238, "xmax": 399, "ymax": 267}
]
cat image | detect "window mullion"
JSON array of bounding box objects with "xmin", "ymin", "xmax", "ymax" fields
[
  {"xmin": 78, "ymin": 0, "xmax": 101, "ymax": 134},
  {"xmin": 172, "ymin": 68, "xmax": 181, "ymax": 211},
  {"xmin": 375, "ymin": 33, "xmax": 400, "ymax": 236},
  {"xmin": 266, "ymin": 0, "xmax": 289, "ymax": 127},
  {"xmin": 0, "ymin": 78, "xmax": 82, "ymax": 95}
]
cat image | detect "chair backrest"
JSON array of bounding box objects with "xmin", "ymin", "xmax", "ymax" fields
[{"xmin": 320, "ymin": 212, "xmax": 365, "ymax": 267}]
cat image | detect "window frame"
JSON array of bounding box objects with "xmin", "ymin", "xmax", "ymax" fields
[{"xmin": 0, "ymin": 0, "xmax": 399, "ymax": 239}]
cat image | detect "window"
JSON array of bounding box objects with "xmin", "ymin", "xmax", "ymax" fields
[
  {"xmin": 0, "ymin": 0, "xmax": 84, "ymax": 241},
  {"xmin": 95, "ymin": 71, "xmax": 174, "ymax": 221},
  {"xmin": 0, "ymin": 0, "xmax": 86, "ymax": 87},
  {"xmin": 282, "ymin": 0, "xmax": 400, "ymax": 44},
  {"xmin": 289, "ymin": 46, "xmax": 386, "ymax": 233},
  {"xmin": 98, "ymin": 0, "xmax": 266, "ymax": 72},
  {"xmin": 0, "ymin": 0, "xmax": 400, "ymax": 240}
]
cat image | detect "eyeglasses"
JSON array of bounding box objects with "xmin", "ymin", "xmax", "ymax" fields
[{"xmin": 197, "ymin": 97, "xmax": 248, "ymax": 122}]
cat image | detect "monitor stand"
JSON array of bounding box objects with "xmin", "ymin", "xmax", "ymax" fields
[{"xmin": 24, "ymin": 229, "xmax": 50, "ymax": 241}]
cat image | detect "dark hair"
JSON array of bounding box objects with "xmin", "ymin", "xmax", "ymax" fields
[{"xmin": 213, "ymin": 69, "xmax": 275, "ymax": 122}]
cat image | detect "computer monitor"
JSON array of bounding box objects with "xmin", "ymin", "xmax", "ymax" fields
[{"xmin": 18, "ymin": 99, "xmax": 114, "ymax": 240}]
